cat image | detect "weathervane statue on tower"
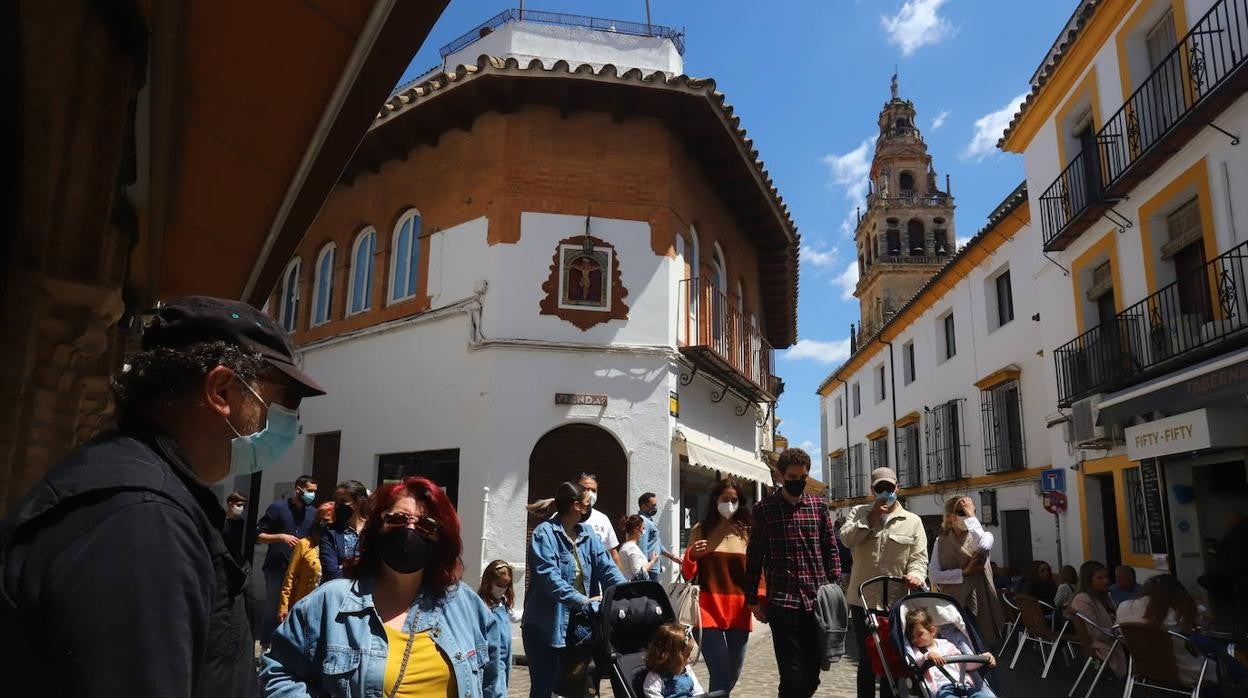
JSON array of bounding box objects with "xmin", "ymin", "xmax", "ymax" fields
[{"xmin": 891, "ymin": 69, "xmax": 899, "ymax": 99}]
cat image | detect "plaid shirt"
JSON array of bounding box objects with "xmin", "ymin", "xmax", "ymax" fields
[{"xmin": 744, "ymin": 492, "xmax": 841, "ymax": 611}]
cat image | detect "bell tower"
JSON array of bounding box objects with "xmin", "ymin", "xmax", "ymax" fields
[{"xmin": 854, "ymin": 74, "xmax": 956, "ymax": 338}]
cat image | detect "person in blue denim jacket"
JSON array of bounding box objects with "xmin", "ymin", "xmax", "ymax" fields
[
  {"xmin": 523, "ymin": 481, "xmax": 629, "ymax": 697},
  {"xmin": 261, "ymin": 476, "xmax": 505, "ymax": 697}
]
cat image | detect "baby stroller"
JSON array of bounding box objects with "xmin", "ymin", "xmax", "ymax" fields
[
  {"xmin": 889, "ymin": 591, "xmax": 997, "ymax": 697},
  {"xmin": 598, "ymin": 580, "xmax": 726, "ymax": 698}
]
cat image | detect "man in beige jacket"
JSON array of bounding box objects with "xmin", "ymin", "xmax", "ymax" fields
[{"xmin": 839, "ymin": 467, "xmax": 928, "ymax": 697}]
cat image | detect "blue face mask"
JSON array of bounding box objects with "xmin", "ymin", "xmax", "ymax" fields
[
  {"xmin": 876, "ymin": 490, "xmax": 898, "ymax": 507},
  {"xmin": 222, "ymin": 379, "xmax": 298, "ymax": 482},
  {"xmin": 299, "ymin": 490, "xmax": 315, "ymax": 505}
]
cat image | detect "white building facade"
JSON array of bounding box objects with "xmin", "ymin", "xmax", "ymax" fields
[
  {"xmin": 819, "ymin": 185, "xmax": 1077, "ymax": 572},
  {"xmin": 1001, "ymin": 0, "xmax": 1248, "ymax": 604},
  {"xmin": 250, "ymin": 13, "xmax": 799, "ymax": 597}
]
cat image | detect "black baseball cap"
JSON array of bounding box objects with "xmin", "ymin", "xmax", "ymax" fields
[{"xmin": 141, "ymin": 295, "xmax": 326, "ymax": 397}]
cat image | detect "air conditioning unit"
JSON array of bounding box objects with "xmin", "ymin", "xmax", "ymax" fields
[{"xmin": 1070, "ymin": 394, "xmax": 1122, "ymax": 448}]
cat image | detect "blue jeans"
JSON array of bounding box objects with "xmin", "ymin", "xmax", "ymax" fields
[
  {"xmin": 260, "ymin": 567, "xmax": 284, "ymax": 647},
  {"xmin": 702, "ymin": 628, "xmax": 749, "ymax": 694},
  {"xmin": 648, "ymin": 569, "xmax": 661, "ymax": 583},
  {"xmin": 522, "ymin": 623, "xmax": 559, "ymax": 698}
]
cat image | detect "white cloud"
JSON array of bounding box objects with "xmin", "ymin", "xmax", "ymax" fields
[
  {"xmin": 800, "ymin": 245, "xmax": 839, "ymax": 269},
  {"xmin": 955, "ymin": 235, "xmax": 972, "ymax": 250},
  {"xmin": 822, "ymin": 137, "xmax": 875, "ymax": 237},
  {"xmin": 930, "ymin": 109, "xmax": 950, "ymax": 130},
  {"xmin": 784, "ymin": 338, "xmax": 853, "ymax": 365},
  {"xmin": 881, "ymin": 0, "xmax": 955, "ymax": 56},
  {"xmin": 962, "ymin": 92, "xmax": 1027, "ymax": 161},
  {"xmin": 834, "ymin": 260, "xmax": 860, "ymax": 301},
  {"xmin": 796, "ymin": 440, "xmax": 822, "ymax": 462}
]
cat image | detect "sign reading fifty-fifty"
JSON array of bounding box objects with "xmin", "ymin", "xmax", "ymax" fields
[{"xmin": 555, "ymin": 393, "xmax": 608, "ymax": 407}]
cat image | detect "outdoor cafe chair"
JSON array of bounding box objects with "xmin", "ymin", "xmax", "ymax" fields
[
  {"xmin": 1009, "ymin": 594, "xmax": 1070, "ymax": 678},
  {"xmin": 1067, "ymin": 611, "xmax": 1121, "ymax": 698},
  {"xmin": 1115, "ymin": 622, "xmax": 1210, "ymax": 697},
  {"xmin": 1000, "ymin": 591, "xmax": 1023, "ymax": 654}
]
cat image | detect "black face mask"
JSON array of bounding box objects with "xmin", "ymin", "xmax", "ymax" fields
[
  {"xmin": 642, "ymin": 507, "xmax": 658, "ymax": 518},
  {"xmin": 783, "ymin": 478, "xmax": 807, "ymax": 497},
  {"xmin": 378, "ymin": 527, "xmax": 435, "ymax": 574},
  {"xmin": 334, "ymin": 502, "xmax": 354, "ymax": 523}
]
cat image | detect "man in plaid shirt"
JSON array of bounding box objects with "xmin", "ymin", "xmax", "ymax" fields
[{"xmin": 745, "ymin": 447, "xmax": 841, "ymax": 697}]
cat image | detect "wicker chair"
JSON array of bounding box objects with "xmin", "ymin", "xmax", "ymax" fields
[
  {"xmin": 1000, "ymin": 591, "xmax": 1023, "ymax": 654},
  {"xmin": 1067, "ymin": 612, "xmax": 1120, "ymax": 698},
  {"xmin": 1009, "ymin": 594, "xmax": 1069, "ymax": 678},
  {"xmin": 1116, "ymin": 622, "xmax": 1210, "ymax": 697}
]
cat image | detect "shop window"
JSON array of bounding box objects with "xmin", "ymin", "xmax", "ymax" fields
[{"xmin": 1123, "ymin": 467, "xmax": 1150, "ymax": 555}]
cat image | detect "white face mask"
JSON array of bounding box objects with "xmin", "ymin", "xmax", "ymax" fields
[
  {"xmin": 717, "ymin": 501, "xmax": 738, "ymax": 519},
  {"xmin": 230, "ymin": 504, "xmax": 244, "ymax": 517},
  {"xmin": 585, "ymin": 490, "xmax": 598, "ymax": 507},
  {"xmin": 491, "ymin": 584, "xmax": 508, "ymax": 600}
]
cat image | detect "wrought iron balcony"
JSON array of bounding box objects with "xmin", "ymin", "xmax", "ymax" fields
[
  {"xmin": 678, "ymin": 277, "xmax": 777, "ymax": 403},
  {"xmin": 1054, "ymin": 239, "xmax": 1248, "ymax": 406},
  {"xmin": 1099, "ymin": 0, "xmax": 1248, "ymax": 195},
  {"xmin": 865, "ymin": 192, "xmax": 951, "ymax": 209},
  {"xmin": 1041, "ymin": 0, "xmax": 1248, "ymax": 251}
]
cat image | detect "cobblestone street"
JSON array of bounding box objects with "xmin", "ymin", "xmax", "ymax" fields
[{"xmin": 505, "ymin": 623, "xmax": 1133, "ymax": 697}]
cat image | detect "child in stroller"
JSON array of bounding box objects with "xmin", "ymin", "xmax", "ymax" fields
[
  {"xmin": 903, "ymin": 607, "xmax": 997, "ymax": 698},
  {"xmin": 641, "ymin": 622, "xmax": 705, "ymax": 698}
]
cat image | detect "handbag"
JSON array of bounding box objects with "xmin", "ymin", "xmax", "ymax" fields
[{"xmin": 666, "ymin": 576, "xmax": 703, "ymax": 665}]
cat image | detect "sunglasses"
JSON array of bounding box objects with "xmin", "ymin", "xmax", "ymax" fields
[
  {"xmin": 380, "ymin": 512, "xmax": 442, "ymax": 539},
  {"xmin": 873, "ymin": 483, "xmax": 897, "ymax": 494}
]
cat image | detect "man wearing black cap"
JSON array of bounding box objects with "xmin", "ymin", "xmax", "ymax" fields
[{"xmin": 0, "ymin": 296, "xmax": 325, "ymax": 697}]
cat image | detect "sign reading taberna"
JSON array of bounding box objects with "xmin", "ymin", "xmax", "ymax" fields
[
  {"xmin": 555, "ymin": 393, "xmax": 608, "ymax": 407},
  {"xmin": 1124, "ymin": 408, "xmax": 1248, "ymax": 460}
]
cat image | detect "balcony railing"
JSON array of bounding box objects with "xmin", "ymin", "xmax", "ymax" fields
[
  {"xmin": 678, "ymin": 277, "xmax": 776, "ymax": 400},
  {"xmin": 1040, "ymin": 0, "xmax": 1248, "ymax": 250},
  {"xmin": 865, "ymin": 192, "xmax": 951, "ymax": 209},
  {"xmin": 1100, "ymin": 0, "xmax": 1248, "ymax": 192},
  {"xmin": 1039, "ymin": 148, "xmax": 1109, "ymax": 250},
  {"xmin": 874, "ymin": 254, "xmax": 949, "ymax": 265},
  {"xmin": 440, "ymin": 8, "xmax": 687, "ymax": 57},
  {"xmin": 1055, "ymin": 238, "xmax": 1248, "ymax": 405}
]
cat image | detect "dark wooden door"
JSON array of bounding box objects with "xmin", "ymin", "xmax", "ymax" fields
[
  {"xmin": 1174, "ymin": 241, "xmax": 1209, "ymax": 320},
  {"xmin": 526, "ymin": 424, "xmax": 628, "ymax": 585},
  {"xmin": 1003, "ymin": 509, "xmax": 1034, "ymax": 571},
  {"xmin": 310, "ymin": 432, "xmax": 341, "ymax": 505},
  {"xmin": 1077, "ymin": 124, "xmax": 1101, "ymax": 208},
  {"xmin": 1096, "ymin": 474, "xmax": 1122, "ymax": 570}
]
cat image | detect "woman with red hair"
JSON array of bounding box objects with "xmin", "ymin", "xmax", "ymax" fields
[{"xmin": 260, "ymin": 477, "xmax": 505, "ymax": 697}]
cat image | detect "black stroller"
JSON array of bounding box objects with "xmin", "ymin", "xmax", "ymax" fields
[
  {"xmin": 888, "ymin": 591, "xmax": 998, "ymax": 697},
  {"xmin": 598, "ymin": 580, "xmax": 726, "ymax": 698}
]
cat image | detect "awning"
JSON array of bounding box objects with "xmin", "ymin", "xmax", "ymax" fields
[
  {"xmin": 1097, "ymin": 350, "xmax": 1248, "ymax": 426},
  {"xmin": 675, "ymin": 429, "xmax": 773, "ymax": 484}
]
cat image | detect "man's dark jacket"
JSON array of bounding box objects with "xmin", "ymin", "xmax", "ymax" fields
[{"xmin": 0, "ymin": 420, "xmax": 261, "ymax": 697}]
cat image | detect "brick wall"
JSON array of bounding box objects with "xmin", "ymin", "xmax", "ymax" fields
[{"xmin": 274, "ymin": 104, "xmax": 768, "ymax": 343}]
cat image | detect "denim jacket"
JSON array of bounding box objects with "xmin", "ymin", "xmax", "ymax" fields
[
  {"xmin": 523, "ymin": 519, "xmax": 628, "ymax": 648},
  {"xmin": 260, "ymin": 577, "xmax": 505, "ymax": 698}
]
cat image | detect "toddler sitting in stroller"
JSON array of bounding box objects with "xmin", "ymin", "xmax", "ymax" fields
[
  {"xmin": 641, "ymin": 622, "xmax": 705, "ymax": 698},
  {"xmin": 905, "ymin": 609, "xmax": 997, "ymax": 698}
]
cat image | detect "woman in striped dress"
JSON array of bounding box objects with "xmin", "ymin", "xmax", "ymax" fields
[{"xmin": 681, "ymin": 478, "xmax": 758, "ymax": 695}]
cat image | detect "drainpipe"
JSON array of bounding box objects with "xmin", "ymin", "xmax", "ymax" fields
[{"xmin": 878, "ymin": 338, "xmax": 900, "ymax": 470}]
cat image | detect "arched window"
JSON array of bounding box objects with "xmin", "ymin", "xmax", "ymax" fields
[
  {"xmin": 935, "ymin": 228, "xmax": 950, "ymax": 255},
  {"xmin": 886, "ymin": 229, "xmax": 901, "ymax": 256},
  {"xmin": 278, "ymin": 259, "xmax": 301, "ymax": 332},
  {"xmin": 710, "ymin": 243, "xmax": 727, "ymax": 345},
  {"xmin": 348, "ymin": 228, "xmax": 377, "ymax": 315},
  {"xmin": 899, "ymin": 171, "xmax": 915, "ymax": 194},
  {"xmin": 311, "ymin": 244, "xmax": 335, "ymax": 326},
  {"xmin": 908, "ymin": 219, "xmax": 926, "ymax": 255},
  {"xmin": 389, "ymin": 210, "xmax": 421, "ymax": 304}
]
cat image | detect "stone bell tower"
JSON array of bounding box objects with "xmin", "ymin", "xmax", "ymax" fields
[{"xmin": 854, "ymin": 74, "xmax": 956, "ymax": 338}]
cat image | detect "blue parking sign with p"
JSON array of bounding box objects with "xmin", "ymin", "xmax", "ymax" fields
[{"xmin": 1041, "ymin": 468, "xmax": 1066, "ymax": 493}]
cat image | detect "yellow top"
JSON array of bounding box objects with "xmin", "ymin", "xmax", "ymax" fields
[
  {"xmin": 382, "ymin": 625, "xmax": 456, "ymax": 698},
  {"xmin": 278, "ymin": 537, "xmax": 321, "ymax": 615}
]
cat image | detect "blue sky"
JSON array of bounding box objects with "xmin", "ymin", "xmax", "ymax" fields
[{"xmin": 397, "ymin": 1, "xmax": 1072, "ymax": 471}]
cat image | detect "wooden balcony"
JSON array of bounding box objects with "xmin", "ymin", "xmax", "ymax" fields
[{"xmin": 678, "ymin": 277, "xmax": 777, "ymax": 404}]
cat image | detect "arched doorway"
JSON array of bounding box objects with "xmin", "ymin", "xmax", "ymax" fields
[{"xmin": 526, "ymin": 424, "xmax": 628, "ymax": 583}]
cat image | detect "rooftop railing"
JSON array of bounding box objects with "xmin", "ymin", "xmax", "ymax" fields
[{"xmin": 440, "ymin": 8, "xmax": 686, "ymax": 58}]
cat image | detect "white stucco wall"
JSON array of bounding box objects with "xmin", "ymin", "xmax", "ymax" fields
[
  {"xmin": 445, "ymin": 20, "xmax": 684, "ymax": 75},
  {"xmin": 258, "ymin": 210, "xmax": 769, "ymax": 603}
]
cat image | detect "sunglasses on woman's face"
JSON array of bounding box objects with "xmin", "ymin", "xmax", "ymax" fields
[{"xmin": 380, "ymin": 512, "xmax": 441, "ymax": 539}]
